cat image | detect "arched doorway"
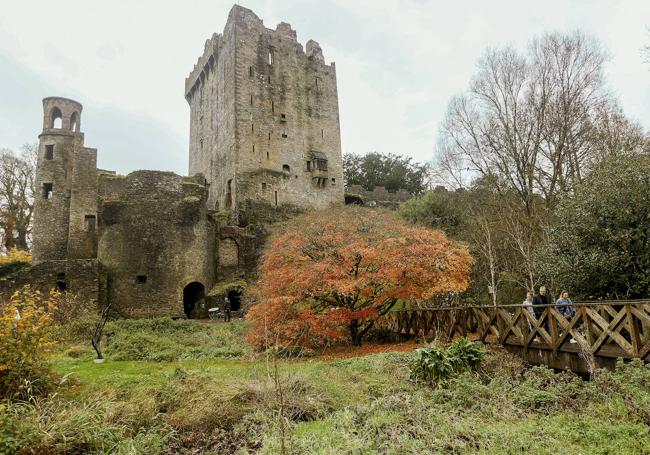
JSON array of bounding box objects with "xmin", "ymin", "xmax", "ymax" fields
[
  {"xmin": 183, "ymin": 282, "xmax": 205, "ymax": 319},
  {"xmin": 227, "ymin": 288, "xmax": 242, "ymax": 311}
]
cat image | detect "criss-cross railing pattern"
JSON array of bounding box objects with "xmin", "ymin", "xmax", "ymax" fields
[{"xmin": 382, "ymin": 301, "xmax": 650, "ymax": 361}]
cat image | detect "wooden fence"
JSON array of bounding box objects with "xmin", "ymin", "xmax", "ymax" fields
[{"xmin": 381, "ymin": 301, "xmax": 650, "ymax": 372}]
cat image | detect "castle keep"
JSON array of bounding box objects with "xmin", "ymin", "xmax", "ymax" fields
[{"xmin": 6, "ymin": 5, "xmax": 343, "ymax": 318}]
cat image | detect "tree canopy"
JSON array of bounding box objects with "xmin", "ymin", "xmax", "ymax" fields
[
  {"xmin": 344, "ymin": 152, "xmax": 430, "ymax": 195},
  {"xmin": 537, "ymin": 155, "xmax": 650, "ymax": 299},
  {"xmin": 246, "ymin": 206, "xmax": 472, "ymax": 347}
]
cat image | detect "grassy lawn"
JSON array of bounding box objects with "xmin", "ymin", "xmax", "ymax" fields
[{"xmin": 2, "ymin": 319, "xmax": 649, "ymax": 454}]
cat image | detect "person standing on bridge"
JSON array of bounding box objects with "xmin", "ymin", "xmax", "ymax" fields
[
  {"xmin": 555, "ymin": 290, "xmax": 576, "ymax": 320},
  {"xmin": 532, "ymin": 286, "xmax": 551, "ymax": 336}
]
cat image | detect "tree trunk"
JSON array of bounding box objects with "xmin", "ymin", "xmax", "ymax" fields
[{"xmin": 349, "ymin": 319, "xmax": 362, "ymax": 346}]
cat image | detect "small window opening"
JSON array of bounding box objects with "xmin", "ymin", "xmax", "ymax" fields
[
  {"xmin": 274, "ymin": 190, "xmax": 278, "ymax": 206},
  {"xmin": 306, "ymin": 161, "xmax": 311, "ymax": 171},
  {"xmin": 321, "ymin": 128, "xmax": 324, "ymax": 139},
  {"xmin": 249, "ymin": 66, "xmax": 253, "ymax": 77},
  {"xmin": 331, "ymin": 178, "xmax": 336, "ymax": 183},
  {"xmin": 42, "ymin": 183, "xmax": 53, "ymax": 199},
  {"xmin": 271, "ymin": 101, "xmax": 275, "ymax": 112},
  {"xmin": 50, "ymin": 107, "xmax": 62, "ymax": 129},
  {"xmin": 226, "ymin": 179, "xmax": 233, "ymax": 208},
  {"xmin": 250, "ymin": 94, "xmax": 253, "ymax": 105},
  {"xmin": 266, "ymin": 151, "xmax": 270, "ymax": 160},
  {"xmin": 282, "ymin": 132, "xmax": 288, "ymax": 138},
  {"xmin": 84, "ymin": 214, "xmax": 96, "ymax": 232},
  {"xmin": 200, "ymin": 139, "xmax": 203, "ymax": 151},
  {"xmin": 268, "ymin": 48, "xmax": 274, "ymax": 65},
  {"xmin": 252, "ymin": 144, "xmax": 255, "ymax": 153},
  {"xmin": 268, "ymin": 75, "xmax": 271, "ymax": 84},
  {"xmin": 268, "ymin": 132, "xmax": 271, "ymax": 141},
  {"xmin": 251, "ymin": 123, "xmax": 254, "ymax": 133},
  {"xmin": 45, "ymin": 145, "xmax": 54, "ymax": 160},
  {"xmin": 282, "ymin": 164, "xmax": 290, "ymax": 173},
  {"xmin": 315, "ymin": 77, "xmax": 320, "ymax": 92},
  {"xmin": 280, "ymin": 113, "xmax": 286, "ymax": 122},
  {"xmin": 56, "ymin": 272, "xmax": 66, "ymax": 292},
  {"xmin": 262, "ymin": 182, "xmax": 267, "ymax": 190},
  {"xmin": 136, "ymin": 275, "xmax": 147, "ymax": 284}
]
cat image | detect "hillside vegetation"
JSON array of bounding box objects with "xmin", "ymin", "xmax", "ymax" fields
[{"xmin": 1, "ymin": 320, "xmax": 648, "ymax": 454}]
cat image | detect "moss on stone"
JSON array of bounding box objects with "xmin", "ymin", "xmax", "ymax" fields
[{"xmin": 208, "ymin": 279, "xmax": 247, "ymax": 297}]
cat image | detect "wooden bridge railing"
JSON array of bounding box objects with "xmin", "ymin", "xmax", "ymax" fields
[{"xmin": 380, "ymin": 301, "xmax": 650, "ymax": 371}]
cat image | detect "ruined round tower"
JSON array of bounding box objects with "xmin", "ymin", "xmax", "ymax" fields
[{"xmin": 32, "ymin": 97, "xmax": 98, "ymax": 263}]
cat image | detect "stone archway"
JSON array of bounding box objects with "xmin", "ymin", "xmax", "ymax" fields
[
  {"xmin": 227, "ymin": 288, "xmax": 242, "ymax": 311},
  {"xmin": 183, "ymin": 281, "xmax": 205, "ymax": 319}
]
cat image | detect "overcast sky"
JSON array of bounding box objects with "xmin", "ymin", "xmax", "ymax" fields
[{"xmin": 1, "ymin": 0, "xmax": 648, "ymax": 175}]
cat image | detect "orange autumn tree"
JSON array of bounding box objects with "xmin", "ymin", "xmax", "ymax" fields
[{"xmin": 246, "ymin": 206, "xmax": 473, "ymax": 348}]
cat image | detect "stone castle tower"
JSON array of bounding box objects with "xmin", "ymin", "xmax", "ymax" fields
[
  {"xmin": 8, "ymin": 5, "xmax": 343, "ymax": 319},
  {"xmin": 185, "ymin": 5, "xmax": 344, "ymax": 223},
  {"xmin": 32, "ymin": 97, "xmax": 98, "ymax": 263}
]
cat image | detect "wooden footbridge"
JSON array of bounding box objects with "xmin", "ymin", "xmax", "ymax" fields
[{"xmin": 381, "ymin": 301, "xmax": 650, "ymax": 373}]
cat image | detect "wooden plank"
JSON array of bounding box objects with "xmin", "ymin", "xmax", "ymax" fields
[{"xmin": 626, "ymin": 304, "xmax": 641, "ymax": 357}]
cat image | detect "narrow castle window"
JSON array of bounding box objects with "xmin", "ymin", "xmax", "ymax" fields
[
  {"xmin": 268, "ymin": 48, "xmax": 274, "ymax": 65},
  {"xmin": 280, "ymin": 113, "xmax": 286, "ymax": 122},
  {"xmin": 331, "ymin": 178, "xmax": 336, "ymax": 184},
  {"xmin": 84, "ymin": 214, "xmax": 96, "ymax": 232},
  {"xmin": 136, "ymin": 275, "xmax": 147, "ymax": 284},
  {"xmin": 200, "ymin": 139, "xmax": 203, "ymax": 151},
  {"xmin": 268, "ymin": 75, "xmax": 271, "ymax": 84},
  {"xmin": 45, "ymin": 145, "xmax": 54, "ymax": 160},
  {"xmin": 249, "ymin": 66, "xmax": 253, "ymax": 77},
  {"xmin": 250, "ymin": 94, "xmax": 253, "ymax": 105},
  {"xmin": 42, "ymin": 183, "xmax": 53, "ymax": 199},
  {"xmin": 251, "ymin": 123, "xmax": 254, "ymax": 133},
  {"xmin": 282, "ymin": 164, "xmax": 290, "ymax": 173},
  {"xmin": 315, "ymin": 77, "xmax": 321, "ymax": 92},
  {"xmin": 306, "ymin": 161, "xmax": 311, "ymax": 171},
  {"xmin": 266, "ymin": 151, "xmax": 270, "ymax": 160},
  {"xmin": 268, "ymin": 132, "xmax": 271, "ymax": 141},
  {"xmin": 271, "ymin": 101, "xmax": 275, "ymax": 113},
  {"xmin": 226, "ymin": 179, "xmax": 232, "ymax": 209},
  {"xmin": 274, "ymin": 191, "xmax": 278, "ymax": 206},
  {"xmin": 262, "ymin": 182, "xmax": 267, "ymax": 190},
  {"xmin": 282, "ymin": 132, "xmax": 288, "ymax": 138},
  {"xmin": 321, "ymin": 128, "xmax": 324, "ymax": 138},
  {"xmin": 252, "ymin": 144, "xmax": 255, "ymax": 153}
]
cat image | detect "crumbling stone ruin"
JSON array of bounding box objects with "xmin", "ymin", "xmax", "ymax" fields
[{"xmin": 1, "ymin": 5, "xmax": 343, "ymax": 319}]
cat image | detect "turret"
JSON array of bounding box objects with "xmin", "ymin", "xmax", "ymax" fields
[{"xmin": 32, "ymin": 97, "xmax": 98, "ymax": 263}]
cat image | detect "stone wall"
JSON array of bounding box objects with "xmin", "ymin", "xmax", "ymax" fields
[
  {"xmin": 0, "ymin": 259, "xmax": 101, "ymax": 309},
  {"xmin": 345, "ymin": 185, "xmax": 412, "ymax": 209},
  {"xmin": 97, "ymin": 171, "xmax": 216, "ymax": 318}
]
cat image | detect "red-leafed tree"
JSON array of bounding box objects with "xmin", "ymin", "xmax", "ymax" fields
[{"xmin": 246, "ymin": 206, "xmax": 473, "ymax": 348}]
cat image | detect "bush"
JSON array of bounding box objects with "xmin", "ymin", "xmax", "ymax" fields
[
  {"xmin": 0, "ymin": 249, "xmax": 31, "ymax": 278},
  {"xmin": 410, "ymin": 337, "xmax": 485, "ymax": 386},
  {"xmin": 0, "ymin": 286, "xmax": 61, "ymax": 400}
]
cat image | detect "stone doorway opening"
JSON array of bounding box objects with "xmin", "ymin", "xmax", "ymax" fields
[
  {"xmin": 183, "ymin": 281, "xmax": 205, "ymax": 319},
  {"xmin": 227, "ymin": 288, "xmax": 242, "ymax": 311}
]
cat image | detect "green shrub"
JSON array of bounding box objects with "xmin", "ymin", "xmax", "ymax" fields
[
  {"xmin": 103, "ymin": 318, "xmax": 250, "ymax": 361},
  {"xmin": 410, "ymin": 337, "xmax": 485, "ymax": 386}
]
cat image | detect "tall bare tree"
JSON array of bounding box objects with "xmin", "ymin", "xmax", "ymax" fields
[
  {"xmin": 436, "ymin": 31, "xmax": 640, "ymax": 212},
  {"xmin": 0, "ymin": 144, "xmax": 37, "ymax": 251}
]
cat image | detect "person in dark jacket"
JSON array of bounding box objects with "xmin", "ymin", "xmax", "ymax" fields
[
  {"xmin": 532, "ymin": 286, "xmax": 551, "ymax": 334},
  {"xmin": 224, "ymin": 297, "xmax": 232, "ymax": 322}
]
